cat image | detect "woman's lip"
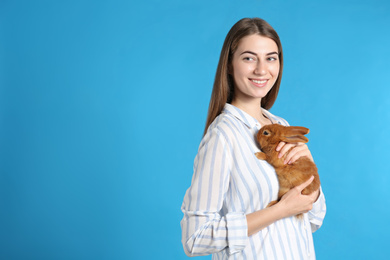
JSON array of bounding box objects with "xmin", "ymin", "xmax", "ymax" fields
[{"xmin": 250, "ymin": 78, "xmax": 268, "ymax": 87}]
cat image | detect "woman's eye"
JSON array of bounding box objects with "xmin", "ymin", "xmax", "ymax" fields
[
  {"xmin": 243, "ymin": 57, "xmax": 255, "ymax": 61},
  {"xmin": 267, "ymin": 57, "xmax": 278, "ymax": 61}
]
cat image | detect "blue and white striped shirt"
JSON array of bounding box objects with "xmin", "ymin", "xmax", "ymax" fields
[{"xmin": 181, "ymin": 103, "xmax": 326, "ymax": 259}]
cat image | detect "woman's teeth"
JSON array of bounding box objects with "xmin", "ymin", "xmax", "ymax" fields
[{"xmin": 251, "ymin": 79, "xmax": 267, "ymax": 84}]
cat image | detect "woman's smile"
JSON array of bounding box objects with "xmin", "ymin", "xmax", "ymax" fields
[{"xmin": 249, "ymin": 78, "xmax": 269, "ymax": 88}]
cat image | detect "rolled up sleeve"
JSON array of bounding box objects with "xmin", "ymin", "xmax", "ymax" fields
[
  {"xmin": 181, "ymin": 211, "xmax": 248, "ymax": 256},
  {"xmin": 225, "ymin": 213, "xmax": 248, "ymax": 255}
]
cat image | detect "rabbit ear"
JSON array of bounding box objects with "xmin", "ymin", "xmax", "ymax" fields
[{"xmin": 280, "ymin": 126, "xmax": 310, "ymax": 143}]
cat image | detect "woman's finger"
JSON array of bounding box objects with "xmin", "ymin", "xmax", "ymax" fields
[
  {"xmin": 283, "ymin": 144, "xmax": 304, "ymax": 163},
  {"xmin": 284, "ymin": 143, "xmax": 313, "ymax": 164},
  {"xmin": 276, "ymin": 141, "xmax": 286, "ymax": 152},
  {"xmin": 278, "ymin": 142, "xmax": 296, "ymax": 158},
  {"xmin": 285, "ymin": 147, "xmax": 308, "ymax": 163},
  {"xmin": 295, "ymin": 176, "xmax": 314, "ymax": 192}
]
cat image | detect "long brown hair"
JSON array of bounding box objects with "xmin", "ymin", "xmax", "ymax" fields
[{"xmin": 203, "ymin": 18, "xmax": 284, "ymax": 136}]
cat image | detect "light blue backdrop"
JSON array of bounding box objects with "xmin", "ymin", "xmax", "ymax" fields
[{"xmin": 1, "ymin": 0, "xmax": 389, "ymax": 259}]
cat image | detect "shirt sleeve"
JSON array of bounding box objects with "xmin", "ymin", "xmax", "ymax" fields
[
  {"xmin": 308, "ymin": 186, "xmax": 326, "ymax": 232},
  {"xmin": 180, "ymin": 127, "xmax": 248, "ymax": 257}
]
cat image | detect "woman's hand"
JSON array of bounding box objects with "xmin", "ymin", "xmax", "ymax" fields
[
  {"xmin": 277, "ymin": 176, "xmax": 319, "ymax": 218},
  {"xmin": 276, "ymin": 141, "xmax": 314, "ymax": 164},
  {"xmin": 246, "ymin": 177, "xmax": 320, "ymax": 235}
]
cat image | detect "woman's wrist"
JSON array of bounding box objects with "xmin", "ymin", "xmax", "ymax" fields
[
  {"xmin": 271, "ymin": 200, "xmax": 290, "ymax": 219},
  {"xmin": 246, "ymin": 202, "xmax": 287, "ymax": 236}
]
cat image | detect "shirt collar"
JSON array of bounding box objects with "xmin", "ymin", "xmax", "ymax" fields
[
  {"xmin": 222, "ymin": 103, "xmax": 260, "ymax": 129},
  {"xmin": 222, "ymin": 103, "xmax": 282, "ymax": 129}
]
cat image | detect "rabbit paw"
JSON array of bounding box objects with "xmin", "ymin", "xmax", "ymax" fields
[{"xmin": 255, "ymin": 152, "xmax": 267, "ymax": 160}]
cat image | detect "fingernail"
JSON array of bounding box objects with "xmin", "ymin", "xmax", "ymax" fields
[{"xmin": 276, "ymin": 147, "xmax": 280, "ymax": 152}]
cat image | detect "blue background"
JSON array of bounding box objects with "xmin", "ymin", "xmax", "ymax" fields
[{"xmin": 1, "ymin": 0, "xmax": 389, "ymax": 259}]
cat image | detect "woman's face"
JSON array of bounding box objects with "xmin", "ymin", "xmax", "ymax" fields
[{"xmin": 230, "ymin": 34, "xmax": 280, "ymax": 103}]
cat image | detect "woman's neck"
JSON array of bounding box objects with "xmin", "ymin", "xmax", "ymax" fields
[{"xmin": 231, "ymin": 98, "xmax": 272, "ymax": 126}]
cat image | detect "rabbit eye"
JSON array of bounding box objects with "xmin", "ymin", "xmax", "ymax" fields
[{"xmin": 263, "ymin": 130, "xmax": 270, "ymax": 136}]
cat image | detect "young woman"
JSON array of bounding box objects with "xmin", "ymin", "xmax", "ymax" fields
[{"xmin": 181, "ymin": 18, "xmax": 326, "ymax": 259}]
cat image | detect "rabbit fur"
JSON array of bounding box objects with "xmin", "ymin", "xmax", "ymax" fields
[{"xmin": 255, "ymin": 124, "xmax": 320, "ymax": 218}]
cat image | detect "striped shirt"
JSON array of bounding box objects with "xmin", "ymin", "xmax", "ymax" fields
[{"xmin": 181, "ymin": 103, "xmax": 326, "ymax": 259}]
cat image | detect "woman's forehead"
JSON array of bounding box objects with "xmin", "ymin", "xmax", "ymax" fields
[{"xmin": 235, "ymin": 34, "xmax": 278, "ymax": 54}]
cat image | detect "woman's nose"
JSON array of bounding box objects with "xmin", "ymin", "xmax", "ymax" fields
[{"xmin": 254, "ymin": 61, "xmax": 267, "ymax": 75}]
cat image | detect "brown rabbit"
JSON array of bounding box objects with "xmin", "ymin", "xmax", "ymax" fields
[{"xmin": 255, "ymin": 124, "xmax": 320, "ymax": 218}]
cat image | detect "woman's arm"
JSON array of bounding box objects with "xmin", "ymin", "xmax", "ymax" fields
[
  {"xmin": 181, "ymin": 128, "xmax": 247, "ymax": 256},
  {"xmin": 246, "ymin": 176, "xmax": 318, "ymax": 236}
]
